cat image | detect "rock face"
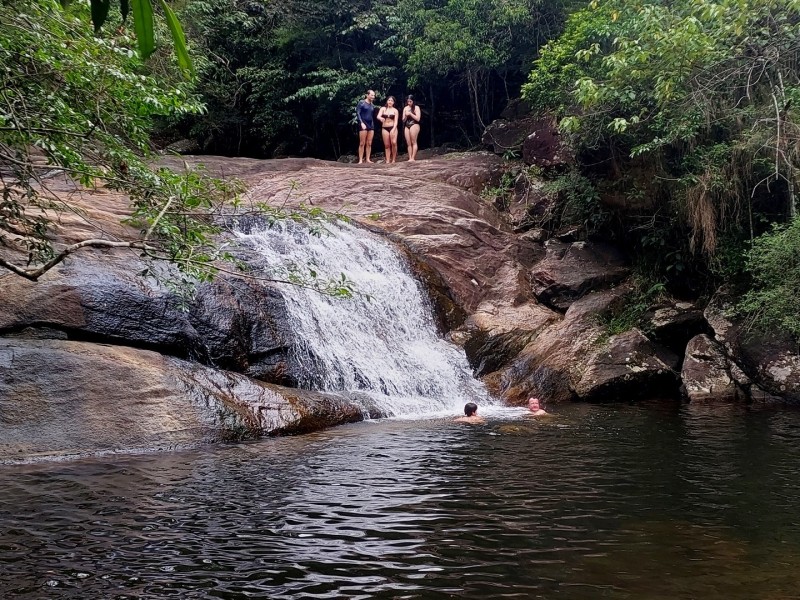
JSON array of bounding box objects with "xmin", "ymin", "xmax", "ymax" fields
[
  {"xmin": 242, "ymin": 154, "xmax": 543, "ymax": 315},
  {"xmin": 0, "ymin": 255, "xmax": 297, "ymax": 384},
  {"xmin": 3, "ymin": 152, "xmax": 800, "ymax": 463},
  {"xmin": 530, "ymin": 240, "xmax": 630, "ymax": 311},
  {"xmin": 705, "ymin": 294, "xmax": 800, "ymax": 403},
  {"xmin": 574, "ymin": 329, "xmax": 680, "ymax": 401},
  {"xmin": 0, "ymin": 338, "xmax": 364, "ymax": 463},
  {"xmin": 681, "ymin": 334, "xmax": 747, "ymax": 402},
  {"xmin": 478, "ymin": 288, "xmax": 681, "ymax": 404},
  {"xmin": 482, "ymin": 115, "xmax": 571, "ymax": 169}
]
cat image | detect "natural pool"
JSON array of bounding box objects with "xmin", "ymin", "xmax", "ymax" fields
[{"xmin": 2, "ymin": 402, "xmax": 800, "ymax": 599}]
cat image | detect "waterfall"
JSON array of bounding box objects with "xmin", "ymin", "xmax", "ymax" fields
[{"xmin": 235, "ymin": 219, "xmax": 491, "ymax": 418}]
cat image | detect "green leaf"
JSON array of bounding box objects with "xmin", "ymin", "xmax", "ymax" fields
[
  {"xmin": 131, "ymin": 0, "xmax": 156, "ymax": 59},
  {"xmin": 90, "ymin": 0, "xmax": 111, "ymax": 32},
  {"xmin": 121, "ymin": 0, "xmax": 130, "ymax": 22},
  {"xmin": 158, "ymin": 0, "xmax": 194, "ymax": 76}
]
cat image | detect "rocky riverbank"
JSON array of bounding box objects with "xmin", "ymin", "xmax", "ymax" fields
[{"xmin": 2, "ymin": 152, "xmax": 798, "ymax": 462}]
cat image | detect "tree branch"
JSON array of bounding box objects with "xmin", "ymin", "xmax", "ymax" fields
[{"xmin": 0, "ymin": 239, "xmax": 151, "ymax": 281}]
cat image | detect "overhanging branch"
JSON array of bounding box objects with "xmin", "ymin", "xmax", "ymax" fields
[{"xmin": 0, "ymin": 239, "xmax": 151, "ymax": 281}]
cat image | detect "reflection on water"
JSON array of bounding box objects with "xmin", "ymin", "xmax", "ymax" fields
[{"xmin": 2, "ymin": 403, "xmax": 800, "ymax": 599}]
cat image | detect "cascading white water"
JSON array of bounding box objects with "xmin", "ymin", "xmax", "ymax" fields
[{"xmin": 236, "ymin": 219, "xmax": 492, "ymax": 418}]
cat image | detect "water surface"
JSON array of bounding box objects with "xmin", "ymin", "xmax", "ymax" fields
[{"xmin": 2, "ymin": 402, "xmax": 800, "ymax": 599}]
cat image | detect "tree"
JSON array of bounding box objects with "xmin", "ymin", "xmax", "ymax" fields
[
  {"xmin": 522, "ymin": 0, "xmax": 800, "ymax": 330},
  {"xmin": 73, "ymin": 0, "xmax": 193, "ymax": 75},
  {"xmin": 389, "ymin": 0, "xmax": 566, "ymax": 135},
  {"xmin": 0, "ymin": 0, "xmax": 225, "ymax": 282}
]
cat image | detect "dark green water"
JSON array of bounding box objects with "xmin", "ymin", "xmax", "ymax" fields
[{"xmin": 2, "ymin": 402, "xmax": 800, "ymax": 599}]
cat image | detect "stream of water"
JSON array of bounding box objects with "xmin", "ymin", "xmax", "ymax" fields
[
  {"xmin": 235, "ymin": 219, "xmax": 490, "ymax": 417},
  {"xmin": 4, "ymin": 221, "xmax": 798, "ymax": 598},
  {"xmin": 2, "ymin": 402, "xmax": 800, "ymax": 599}
]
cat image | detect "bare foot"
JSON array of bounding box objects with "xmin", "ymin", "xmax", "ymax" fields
[{"xmin": 366, "ymin": 160, "xmax": 374, "ymax": 163}]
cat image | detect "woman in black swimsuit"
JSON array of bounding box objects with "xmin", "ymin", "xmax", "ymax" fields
[
  {"xmin": 377, "ymin": 96, "xmax": 399, "ymax": 164},
  {"xmin": 402, "ymin": 95, "xmax": 421, "ymax": 162}
]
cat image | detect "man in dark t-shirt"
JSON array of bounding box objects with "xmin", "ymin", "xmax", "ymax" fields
[{"xmin": 356, "ymin": 90, "xmax": 376, "ymax": 164}]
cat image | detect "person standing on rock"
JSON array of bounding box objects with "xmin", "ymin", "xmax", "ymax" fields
[
  {"xmin": 377, "ymin": 96, "xmax": 399, "ymax": 164},
  {"xmin": 402, "ymin": 95, "xmax": 421, "ymax": 162},
  {"xmin": 356, "ymin": 90, "xmax": 376, "ymax": 164}
]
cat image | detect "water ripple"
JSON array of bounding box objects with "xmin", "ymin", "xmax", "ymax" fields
[{"xmin": 2, "ymin": 405, "xmax": 800, "ymax": 598}]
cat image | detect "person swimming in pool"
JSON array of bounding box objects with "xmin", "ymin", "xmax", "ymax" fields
[
  {"xmin": 454, "ymin": 402, "xmax": 485, "ymax": 424},
  {"xmin": 528, "ymin": 397, "xmax": 549, "ymax": 416}
]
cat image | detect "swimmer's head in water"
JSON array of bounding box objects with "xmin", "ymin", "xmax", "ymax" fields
[
  {"xmin": 528, "ymin": 397, "xmax": 542, "ymax": 411},
  {"xmin": 464, "ymin": 402, "xmax": 478, "ymax": 416}
]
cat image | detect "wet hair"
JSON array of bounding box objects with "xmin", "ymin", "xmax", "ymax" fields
[
  {"xmin": 385, "ymin": 96, "xmax": 396, "ymax": 106},
  {"xmin": 405, "ymin": 95, "xmax": 415, "ymax": 107},
  {"xmin": 464, "ymin": 402, "xmax": 478, "ymax": 416}
]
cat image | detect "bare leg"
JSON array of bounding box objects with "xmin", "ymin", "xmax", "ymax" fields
[
  {"xmin": 389, "ymin": 129, "xmax": 398, "ymax": 163},
  {"xmin": 358, "ymin": 129, "xmax": 368, "ymax": 163},
  {"xmin": 404, "ymin": 126, "xmax": 412, "ymax": 161},
  {"xmin": 365, "ymin": 130, "xmax": 375, "ymax": 163},
  {"xmin": 381, "ymin": 128, "xmax": 391, "ymax": 163},
  {"xmin": 409, "ymin": 124, "xmax": 420, "ymax": 161}
]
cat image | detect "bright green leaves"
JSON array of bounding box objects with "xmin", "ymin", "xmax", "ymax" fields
[
  {"xmin": 158, "ymin": 0, "xmax": 193, "ymax": 76},
  {"xmin": 60, "ymin": 0, "xmax": 193, "ymax": 76},
  {"xmin": 130, "ymin": 0, "xmax": 155, "ymax": 58},
  {"xmin": 2, "ymin": 0, "xmax": 202, "ymax": 275}
]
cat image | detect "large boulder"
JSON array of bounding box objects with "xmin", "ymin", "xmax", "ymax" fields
[
  {"xmin": 530, "ymin": 240, "xmax": 630, "ymax": 311},
  {"xmin": 522, "ymin": 117, "xmax": 572, "ymax": 169},
  {"xmin": 574, "ymin": 329, "xmax": 680, "ymax": 401},
  {"xmin": 457, "ymin": 300, "xmax": 559, "ymax": 377},
  {"xmin": 484, "ymin": 287, "xmax": 630, "ymax": 403},
  {"xmin": 705, "ymin": 292, "xmax": 800, "ymax": 403},
  {"xmin": 0, "ymin": 338, "xmax": 365, "ymax": 463},
  {"xmin": 482, "ymin": 114, "xmax": 572, "ymax": 169},
  {"xmin": 642, "ymin": 299, "xmax": 710, "ymax": 355},
  {"xmin": 0, "ymin": 255, "xmax": 297, "ymax": 385},
  {"xmin": 681, "ymin": 334, "xmax": 748, "ymax": 403}
]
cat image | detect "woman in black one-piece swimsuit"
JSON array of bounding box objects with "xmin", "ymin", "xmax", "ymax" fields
[
  {"xmin": 402, "ymin": 95, "xmax": 421, "ymax": 162},
  {"xmin": 377, "ymin": 96, "xmax": 399, "ymax": 164}
]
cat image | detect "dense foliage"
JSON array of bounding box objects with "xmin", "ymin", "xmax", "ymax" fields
[
  {"xmin": 172, "ymin": 0, "xmax": 568, "ymax": 157},
  {"xmin": 0, "ymin": 0, "xmax": 227, "ymax": 282},
  {"xmin": 523, "ymin": 0, "xmax": 800, "ymax": 333}
]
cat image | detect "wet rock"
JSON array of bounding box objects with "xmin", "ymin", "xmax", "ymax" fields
[
  {"xmin": 0, "ymin": 338, "xmax": 364, "ymax": 463},
  {"xmin": 190, "ymin": 277, "xmax": 295, "ymax": 384},
  {"xmin": 530, "ymin": 240, "xmax": 630, "ymax": 311},
  {"xmin": 574, "ymin": 329, "xmax": 680, "ymax": 401},
  {"xmin": 643, "ymin": 300, "xmax": 710, "ymax": 355},
  {"xmin": 705, "ymin": 292, "xmax": 800, "ymax": 403},
  {"xmin": 681, "ymin": 334, "xmax": 746, "ymax": 402},
  {"xmin": 486, "ymin": 287, "xmax": 631, "ymax": 403},
  {"xmin": 460, "ymin": 301, "xmax": 559, "ymax": 377},
  {"xmin": 0, "ymin": 256, "xmax": 298, "ymax": 385},
  {"xmin": 0, "ymin": 254, "xmax": 200, "ymax": 356}
]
